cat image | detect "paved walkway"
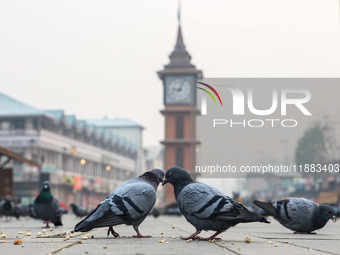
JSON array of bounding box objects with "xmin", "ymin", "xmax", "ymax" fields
[{"xmin": 0, "ymin": 214, "xmax": 339, "ymax": 255}]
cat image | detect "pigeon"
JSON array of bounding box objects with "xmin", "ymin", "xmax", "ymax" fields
[
  {"xmin": 58, "ymin": 201, "xmax": 68, "ymax": 215},
  {"xmin": 253, "ymin": 198, "xmax": 337, "ymax": 233},
  {"xmin": 70, "ymin": 203, "xmax": 89, "ymax": 217},
  {"xmin": 163, "ymin": 167, "xmax": 269, "ymax": 240},
  {"xmin": 74, "ymin": 169, "xmax": 164, "ymax": 238},
  {"xmin": 15, "ymin": 203, "xmax": 32, "ymax": 217},
  {"xmin": 27, "ymin": 204, "xmax": 39, "ymax": 219},
  {"xmin": 33, "ymin": 181, "xmax": 63, "ymax": 227},
  {"xmin": 0, "ymin": 195, "xmax": 19, "ymax": 221}
]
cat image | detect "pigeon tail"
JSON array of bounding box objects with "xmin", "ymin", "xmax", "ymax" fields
[
  {"xmin": 258, "ymin": 215, "xmax": 270, "ymax": 223},
  {"xmin": 74, "ymin": 203, "xmax": 124, "ymax": 232},
  {"xmin": 70, "ymin": 203, "xmax": 89, "ymax": 217},
  {"xmin": 220, "ymin": 207, "xmax": 270, "ymax": 224},
  {"xmin": 53, "ymin": 217, "xmax": 63, "ymax": 226},
  {"xmin": 253, "ymin": 200, "xmax": 276, "ymax": 216},
  {"xmin": 241, "ymin": 209, "xmax": 270, "ymax": 224}
]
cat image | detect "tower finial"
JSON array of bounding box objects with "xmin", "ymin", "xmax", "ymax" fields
[
  {"xmin": 177, "ymin": 0, "xmax": 181, "ymax": 24},
  {"xmin": 176, "ymin": 0, "xmax": 184, "ymax": 48}
]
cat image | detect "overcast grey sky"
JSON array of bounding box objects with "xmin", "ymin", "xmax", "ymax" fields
[{"xmin": 1, "ymin": 0, "xmax": 340, "ymax": 146}]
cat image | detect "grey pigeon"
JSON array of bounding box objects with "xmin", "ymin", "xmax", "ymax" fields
[
  {"xmin": 253, "ymin": 198, "xmax": 337, "ymax": 233},
  {"xmin": 59, "ymin": 206, "xmax": 68, "ymax": 215},
  {"xmin": 0, "ymin": 195, "xmax": 19, "ymax": 220},
  {"xmin": 33, "ymin": 181, "xmax": 63, "ymax": 227},
  {"xmin": 70, "ymin": 203, "xmax": 89, "ymax": 217},
  {"xmin": 163, "ymin": 167, "xmax": 269, "ymax": 240},
  {"xmin": 74, "ymin": 169, "xmax": 164, "ymax": 238},
  {"xmin": 27, "ymin": 204, "xmax": 39, "ymax": 219},
  {"xmin": 15, "ymin": 203, "xmax": 32, "ymax": 217}
]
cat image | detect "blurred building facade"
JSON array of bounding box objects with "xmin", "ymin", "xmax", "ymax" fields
[
  {"xmin": 87, "ymin": 118, "xmax": 146, "ymax": 175},
  {"xmin": 0, "ymin": 93, "xmax": 140, "ymax": 209},
  {"xmin": 0, "ymin": 146, "xmax": 40, "ymax": 198},
  {"xmin": 145, "ymin": 146, "xmax": 163, "ymax": 171}
]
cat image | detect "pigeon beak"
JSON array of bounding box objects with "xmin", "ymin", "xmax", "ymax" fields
[
  {"xmin": 162, "ymin": 179, "xmax": 168, "ymax": 186},
  {"xmin": 332, "ymin": 216, "xmax": 337, "ymax": 222}
]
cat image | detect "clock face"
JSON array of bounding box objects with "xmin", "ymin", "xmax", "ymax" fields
[{"xmin": 165, "ymin": 76, "xmax": 194, "ymax": 104}]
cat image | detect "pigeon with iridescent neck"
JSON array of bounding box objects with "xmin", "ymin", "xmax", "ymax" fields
[
  {"xmin": 33, "ymin": 181, "xmax": 63, "ymax": 227},
  {"xmin": 74, "ymin": 169, "xmax": 164, "ymax": 238}
]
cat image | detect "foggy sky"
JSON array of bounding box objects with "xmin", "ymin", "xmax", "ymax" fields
[{"xmin": 1, "ymin": 0, "xmax": 340, "ymax": 147}]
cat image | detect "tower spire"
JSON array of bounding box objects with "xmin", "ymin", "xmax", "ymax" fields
[
  {"xmin": 175, "ymin": 0, "xmax": 185, "ymax": 50},
  {"xmin": 157, "ymin": 2, "xmax": 202, "ymax": 78},
  {"xmin": 175, "ymin": 25, "xmax": 184, "ymax": 49}
]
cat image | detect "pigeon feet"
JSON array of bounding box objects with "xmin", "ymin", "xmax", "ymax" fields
[
  {"xmin": 132, "ymin": 233, "xmax": 152, "ymax": 238},
  {"xmin": 181, "ymin": 230, "xmax": 223, "ymax": 241},
  {"xmin": 198, "ymin": 237, "xmax": 222, "ymax": 241},
  {"xmin": 294, "ymin": 231, "xmax": 316, "ymax": 234},
  {"xmin": 181, "ymin": 236, "xmax": 202, "ymax": 240},
  {"xmin": 107, "ymin": 227, "xmax": 120, "ymax": 238},
  {"xmin": 204, "ymin": 230, "xmax": 224, "ymax": 241},
  {"xmin": 43, "ymin": 221, "xmax": 50, "ymax": 228},
  {"xmin": 181, "ymin": 231, "xmax": 202, "ymax": 240}
]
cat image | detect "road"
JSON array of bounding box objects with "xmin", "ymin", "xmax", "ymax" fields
[{"xmin": 0, "ymin": 214, "xmax": 339, "ymax": 255}]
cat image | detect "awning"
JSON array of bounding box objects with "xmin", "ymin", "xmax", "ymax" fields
[{"xmin": 0, "ymin": 146, "xmax": 40, "ymax": 169}]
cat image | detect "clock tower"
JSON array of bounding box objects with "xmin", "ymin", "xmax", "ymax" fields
[{"xmin": 158, "ymin": 24, "xmax": 202, "ymax": 204}]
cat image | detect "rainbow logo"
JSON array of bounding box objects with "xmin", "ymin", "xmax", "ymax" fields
[
  {"xmin": 197, "ymin": 82, "xmax": 222, "ymax": 115},
  {"xmin": 197, "ymin": 82, "xmax": 222, "ymax": 104}
]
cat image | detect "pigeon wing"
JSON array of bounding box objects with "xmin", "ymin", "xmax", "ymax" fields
[
  {"xmin": 109, "ymin": 179, "xmax": 156, "ymax": 219},
  {"xmin": 254, "ymin": 198, "xmax": 316, "ymax": 231},
  {"xmin": 75, "ymin": 179, "xmax": 156, "ymax": 232},
  {"xmin": 178, "ymin": 182, "xmax": 241, "ymax": 219},
  {"xmin": 275, "ymin": 198, "xmax": 316, "ymax": 230}
]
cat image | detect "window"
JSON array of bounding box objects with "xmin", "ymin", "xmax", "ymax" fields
[
  {"xmin": 33, "ymin": 119, "xmax": 38, "ymax": 129},
  {"xmin": 0, "ymin": 121, "xmax": 10, "ymax": 130},
  {"xmin": 175, "ymin": 147, "xmax": 184, "ymax": 167},
  {"xmin": 175, "ymin": 116, "xmax": 184, "ymax": 139},
  {"xmin": 32, "ymin": 154, "xmax": 38, "ymax": 162},
  {"xmin": 13, "ymin": 119, "xmax": 24, "ymax": 129}
]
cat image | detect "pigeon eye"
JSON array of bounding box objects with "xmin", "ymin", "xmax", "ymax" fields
[{"xmin": 169, "ymin": 173, "xmax": 173, "ymax": 177}]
